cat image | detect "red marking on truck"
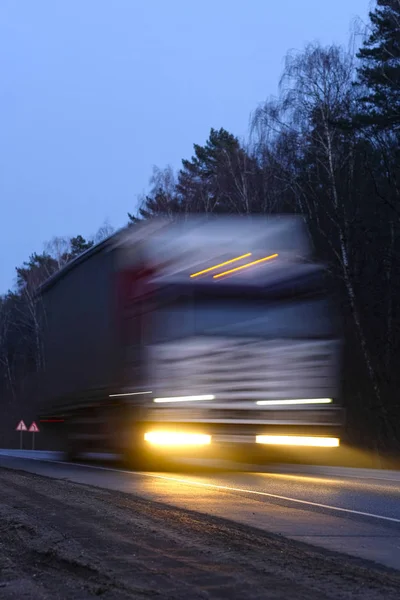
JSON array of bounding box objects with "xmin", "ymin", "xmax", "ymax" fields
[
  {"xmin": 39, "ymin": 419, "xmax": 65, "ymax": 423},
  {"xmin": 116, "ymin": 265, "xmax": 156, "ymax": 345}
]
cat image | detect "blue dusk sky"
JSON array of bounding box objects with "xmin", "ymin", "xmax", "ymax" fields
[{"xmin": 0, "ymin": 0, "xmax": 370, "ymax": 292}]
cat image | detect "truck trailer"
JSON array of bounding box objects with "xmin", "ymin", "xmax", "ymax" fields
[{"xmin": 37, "ymin": 215, "xmax": 342, "ymax": 467}]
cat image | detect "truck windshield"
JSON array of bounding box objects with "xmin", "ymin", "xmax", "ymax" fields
[{"xmin": 151, "ymin": 294, "xmax": 338, "ymax": 344}]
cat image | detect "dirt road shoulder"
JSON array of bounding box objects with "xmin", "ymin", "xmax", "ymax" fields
[{"xmin": 0, "ymin": 467, "xmax": 399, "ymax": 599}]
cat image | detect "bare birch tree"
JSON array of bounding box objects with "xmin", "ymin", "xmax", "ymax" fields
[{"xmin": 252, "ymin": 43, "xmax": 397, "ymax": 444}]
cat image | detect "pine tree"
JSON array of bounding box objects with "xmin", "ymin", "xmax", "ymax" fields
[
  {"xmin": 69, "ymin": 235, "xmax": 94, "ymax": 259},
  {"xmin": 15, "ymin": 253, "xmax": 58, "ymax": 291},
  {"xmin": 129, "ymin": 165, "xmax": 180, "ymax": 221},
  {"xmin": 177, "ymin": 127, "xmax": 244, "ymax": 213},
  {"xmin": 355, "ymin": 0, "xmax": 400, "ymax": 130},
  {"xmin": 130, "ymin": 129, "xmax": 262, "ymax": 219}
]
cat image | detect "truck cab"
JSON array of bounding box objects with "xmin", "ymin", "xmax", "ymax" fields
[{"xmin": 111, "ymin": 216, "xmax": 342, "ymax": 463}]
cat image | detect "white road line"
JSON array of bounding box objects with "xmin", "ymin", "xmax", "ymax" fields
[
  {"xmin": 2, "ymin": 453, "xmax": 400, "ymax": 524},
  {"xmin": 270, "ymin": 467, "xmax": 400, "ymax": 484}
]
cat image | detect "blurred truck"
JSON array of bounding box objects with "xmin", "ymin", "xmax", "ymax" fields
[{"xmin": 37, "ymin": 215, "xmax": 343, "ymax": 467}]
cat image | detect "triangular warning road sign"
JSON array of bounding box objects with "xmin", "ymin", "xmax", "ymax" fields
[
  {"xmin": 16, "ymin": 420, "xmax": 27, "ymax": 431},
  {"xmin": 28, "ymin": 422, "xmax": 39, "ymax": 433}
]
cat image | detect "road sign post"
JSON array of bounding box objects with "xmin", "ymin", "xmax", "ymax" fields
[
  {"xmin": 28, "ymin": 422, "xmax": 40, "ymax": 450},
  {"xmin": 16, "ymin": 420, "xmax": 27, "ymax": 449}
]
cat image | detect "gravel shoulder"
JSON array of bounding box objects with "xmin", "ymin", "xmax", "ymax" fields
[{"xmin": 0, "ymin": 467, "xmax": 400, "ymax": 599}]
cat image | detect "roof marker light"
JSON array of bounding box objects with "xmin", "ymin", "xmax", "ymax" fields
[
  {"xmin": 190, "ymin": 254, "xmax": 252, "ymax": 278},
  {"xmin": 213, "ymin": 253, "xmax": 278, "ymax": 279}
]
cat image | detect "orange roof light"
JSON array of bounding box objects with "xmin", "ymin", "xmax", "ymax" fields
[
  {"xmin": 190, "ymin": 253, "xmax": 252, "ymax": 278},
  {"xmin": 213, "ymin": 253, "xmax": 278, "ymax": 279}
]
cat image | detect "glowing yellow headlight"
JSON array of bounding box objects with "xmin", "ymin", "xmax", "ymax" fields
[
  {"xmin": 256, "ymin": 435, "xmax": 340, "ymax": 447},
  {"xmin": 144, "ymin": 431, "xmax": 211, "ymax": 447}
]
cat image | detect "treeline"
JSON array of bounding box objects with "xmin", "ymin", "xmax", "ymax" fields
[
  {"xmin": 1, "ymin": 1, "xmax": 399, "ymax": 451},
  {"xmin": 0, "ymin": 225, "xmax": 113, "ymax": 403}
]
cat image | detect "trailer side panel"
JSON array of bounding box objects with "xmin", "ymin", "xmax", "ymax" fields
[{"xmin": 40, "ymin": 247, "xmax": 118, "ymax": 410}]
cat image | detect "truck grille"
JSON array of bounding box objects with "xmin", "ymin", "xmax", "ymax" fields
[{"xmin": 149, "ymin": 336, "xmax": 340, "ymax": 406}]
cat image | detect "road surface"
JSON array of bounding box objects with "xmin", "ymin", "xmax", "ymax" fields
[{"xmin": 0, "ymin": 449, "xmax": 399, "ymax": 573}]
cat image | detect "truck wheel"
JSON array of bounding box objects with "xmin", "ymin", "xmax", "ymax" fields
[{"xmin": 64, "ymin": 433, "xmax": 85, "ymax": 462}]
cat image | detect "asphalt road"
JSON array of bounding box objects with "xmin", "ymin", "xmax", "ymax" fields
[{"xmin": 1, "ymin": 449, "xmax": 399, "ymax": 571}]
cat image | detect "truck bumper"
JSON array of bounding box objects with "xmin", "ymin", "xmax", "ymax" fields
[{"xmin": 140, "ymin": 421, "xmax": 343, "ymax": 461}]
